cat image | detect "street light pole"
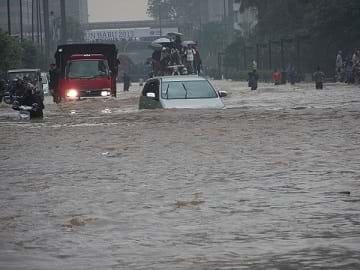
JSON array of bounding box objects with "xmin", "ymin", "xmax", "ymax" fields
[
  {"xmin": 7, "ymin": 0, "xmax": 11, "ymax": 35},
  {"xmin": 20, "ymin": 0, "xmax": 23, "ymax": 41},
  {"xmin": 31, "ymin": 0, "xmax": 34, "ymax": 42},
  {"xmin": 43, "ymin": 0, "xmax": 50, "ymax": 57},
  {"xmin": 60, "ymin": 0, "xmax": 67, "ymax": 43},
  {"xmin": 159, "ymin": 0, "xmax": 164, "ymax": 37}
]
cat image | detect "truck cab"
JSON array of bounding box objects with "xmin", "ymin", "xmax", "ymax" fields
[
  {"xmin": 61, "ymin": 54, "xmax": 112, "ymax": 98},
  {"xmin": 55, "ymin": 44, "xmax": 118, "ymax": 101}
]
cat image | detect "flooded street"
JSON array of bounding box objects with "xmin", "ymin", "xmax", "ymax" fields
[{"xmin": 0, "ymin": 81, "xmax": 360, "ymax": 269}]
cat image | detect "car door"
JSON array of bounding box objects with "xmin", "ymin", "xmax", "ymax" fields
[{"xmin": 139, "ymin": 79, "xmax": 162, "ymax": 109}]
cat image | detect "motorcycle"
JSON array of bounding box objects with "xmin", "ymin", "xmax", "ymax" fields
[
  {"xmin": 11, "ymin": 83, "xmax": 44, "ymax": 119},
  {"xmin": 12, "ymin": 100, "xmax": 43, "ymax": 120},
  {"xmin": 3, "ymin": 80, "xmax": 18, "ymax": 104}
]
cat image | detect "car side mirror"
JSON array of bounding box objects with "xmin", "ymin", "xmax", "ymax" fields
[
  {"xmin": 218, "ymin": 90, "xmax": 227, "ymax": 98},
  {"xmin": 146, "ymin": 92, "xmax": 156, "ymax": 98}
]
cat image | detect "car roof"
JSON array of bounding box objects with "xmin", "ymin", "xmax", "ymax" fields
[
  {"xmin": 151, "ymin": 75, "xmax": 208, "ymax": 83},
  {"xmin": 8, "ymin": 69, "xmax": 41, "ymax": 73}
]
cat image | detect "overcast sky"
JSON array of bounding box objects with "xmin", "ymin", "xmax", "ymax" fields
[{"xmin": 88, "ymin": 0, "xmax": 151, "ymax": 22}]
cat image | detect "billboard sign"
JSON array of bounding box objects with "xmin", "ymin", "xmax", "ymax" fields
[{"xmin": 84, "ymin": 27, "xmax": 179, "ymax": 42}]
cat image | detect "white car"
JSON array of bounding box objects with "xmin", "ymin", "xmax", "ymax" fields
[
  {"xmin": 139, "ymin": 76, "xmax": 226, "ymax": 110},
  {"xmin": 41, "ymin": 72, "xmax": 49, "ymax": 95}
]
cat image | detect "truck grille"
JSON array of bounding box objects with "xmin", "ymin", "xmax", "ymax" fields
[{"xmin": 80, "ymin": 90, "xmax": 103, "ymax": 97}]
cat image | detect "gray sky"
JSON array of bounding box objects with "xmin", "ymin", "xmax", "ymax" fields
[{"xmin": 88, "ymin": 0, "xmax": 151, "ymax": 22}]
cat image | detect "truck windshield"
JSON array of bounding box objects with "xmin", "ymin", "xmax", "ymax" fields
[{"xmin": 66, "ymin": 60, "xmax": 109, "ymax": 79}]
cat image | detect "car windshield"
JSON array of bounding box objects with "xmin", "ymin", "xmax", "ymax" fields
[
  {"xmin": 66, "ymin": 60, "xmax": 109, "ymax": 79},
  {"xmin": 161, "ymin": 80, "xmax": 218, "ymax": 99},
  {"xmin": 8, "ymin": 72, "xmax": 37, "ymax": 82}
]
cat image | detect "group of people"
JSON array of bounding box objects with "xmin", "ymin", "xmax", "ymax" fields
[
  {"xmin": 150, "ymin": 35, "xmax": 202, "ymax": 77},
  {"xmin": 2, "ymin": 77, "xmax": 45, "ymax": 118},
  {"xmin": 272, "ymin": 66, "xmax": 326, "ymax": 90},
  {"xmin": 335, "ymin": 49, "xmax": 360, "ymax": 84}
]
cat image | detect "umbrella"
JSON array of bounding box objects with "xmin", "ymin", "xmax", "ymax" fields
[
  {"xmin": 148, "ymin": 43, "xmax": 163, "ymax": 51},
  {"xmin": 167, "ymin": 32, "xmax": 183, "ymax": 37},
  {"xmin": 182, "ymin": 40, "xmax": 197, "ymax": 47},
  {"xmin": 152, "ymin": 37, "xmax": 171, "ymax": 45}
]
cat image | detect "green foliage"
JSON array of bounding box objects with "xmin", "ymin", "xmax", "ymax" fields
[
  {"xmin": 225, "ymin": 0, "xmax": 360, "ymax": 78},
  {"xmin": 0, "ymin": 30, "xmax": 49, "ymax": 76},
  {"xmin": 0, "ymin": 31, "xmax": 22, "ymax": 75},
  {"xmin": 147, "ymin": 0, "xmax": 200, "ymax": 22}
]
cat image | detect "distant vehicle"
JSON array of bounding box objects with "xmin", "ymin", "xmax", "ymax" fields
[
  {"xmin": 4, "ymin": 69, "xmax": 44, "ymax": 104},
  {"xmin": 41, "ymin": 72, "xmax": 49, "ymax": 95},
  {"xmin": 139, "ymin": 76, "xmax": 226, "ymax": 110},
  {"xmin": 7, "ymin": 69, "xmax": 44, "ymax": 100},
  {"xmin": 54, "ymin": 43, "xmax": 119, "ymax": 102}
]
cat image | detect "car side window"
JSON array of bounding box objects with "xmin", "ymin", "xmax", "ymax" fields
[{"xmin": 142, "ymin": 80, "xmax": 159, "ymax": 100}]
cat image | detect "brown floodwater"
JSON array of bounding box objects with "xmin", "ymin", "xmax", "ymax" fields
[{"xmin": 0, "ymin": 81, "xmax": 359, "ymax": 269}]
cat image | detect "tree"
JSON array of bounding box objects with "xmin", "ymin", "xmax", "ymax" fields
[
  {"xmin": 226, "ymin": 0, "xmax": 360, "ymax": 75},
  {"xmin": 147, "ymin": 0, "xmax": 201, "ymax": 26},
  {"xmin": 0, "ymin": 31, "xmax": 22, "ymax": 75}
]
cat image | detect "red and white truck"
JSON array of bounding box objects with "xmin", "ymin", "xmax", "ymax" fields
[{"xmin": 55, "ymin": 43, "xmax": 119, "ymax": 101}]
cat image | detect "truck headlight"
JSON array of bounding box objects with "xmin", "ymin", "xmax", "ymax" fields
[
  {"xmin": 67, "ymin": 89, "xmax": 78, "ymax": 98},
  {"xmin": 101, "ymin": 88, "xmax": 111, "ymax": 97}
]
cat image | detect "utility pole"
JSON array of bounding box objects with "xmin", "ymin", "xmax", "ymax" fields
[
  {"xmin": 20, "ymin": 0, "xmax": 23, "ymax": 41},
  {"xmin": 60, "ymin": 0, "xmax": 67, "ymax": 43},
  {"xmin": 280, "ymin": 39, "xmax": 284, "ymax": 70},
  {"xmin": 43, "ymin": 0, "xmax": 50, "ymax": 57},
  {"xmin": 31, "ymin": 0, "xmax": 34, "ymax": 42},
  {"xmin": 268, "ymin": 40, "xmax": 272, "ymax": 70},
  {"xmin": 39, "ymin": 0, "xmax": 43, "ymax": 49},
  {"xmin": 223, "ymin": 0, "xmax": 227, "ymax": 49},
  {"xmin": 7, "ymin": 0, "xmax": 11, "ymax": 35},
  {"xmin": 36, "ymin": 0, "xmax": 40, "ymax": 44},
  {"xmin": 159, "ymin": 0, "xmax": 164, "ymax": 37}
]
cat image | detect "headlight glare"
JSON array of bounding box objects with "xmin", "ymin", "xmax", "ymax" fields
[{"xmin": 67, "ymin": 89, "xmax": 78, "ymax": 98}]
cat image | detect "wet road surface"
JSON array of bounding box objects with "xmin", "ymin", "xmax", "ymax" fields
[{"xmin": 0, "ymin": 81, "xmax": 360, "ymax": 269}]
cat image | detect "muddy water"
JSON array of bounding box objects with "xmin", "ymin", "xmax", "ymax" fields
[{"xmin": 0, "ymin": 82, "xmax": 360, "ymax": 269}]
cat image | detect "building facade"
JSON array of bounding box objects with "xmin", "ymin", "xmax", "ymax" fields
[
  {"xmin": 0, "ymin": 0, "xmax": 88, "ymax": 37},
  {"xmin": 0, "ymin": 0, "xmax": 33, "ymax": 35},
  {"xmin": 49, "ymin": 0, "xmax": 88, "ymax": 25}
]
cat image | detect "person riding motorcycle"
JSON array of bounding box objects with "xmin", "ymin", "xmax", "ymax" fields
[{"xmin": 12, "ymin": 78, "xmax": 44, "ymax": 119}]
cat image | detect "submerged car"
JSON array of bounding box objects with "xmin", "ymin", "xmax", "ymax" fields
[{"xmin": 139, "ymin": 76, "xmax": 226, "ymax": 110}]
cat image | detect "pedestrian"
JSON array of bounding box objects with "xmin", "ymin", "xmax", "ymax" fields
[
  {"xmin": 0, "ymin": 78, "xmax": 6, "ymax": 103},
  {"xmin": 288, "ymin": 65, "xmax": 297, "ymax": 85},
  {"xmin": 248, "ymin": 69, "xmax": 259, "ymax": 91},
  {"xmin": 313, "ymin": 66, "xmax": 326, "ymax": 90},
  {"xmin": 185, "ymin": 45, "xmax": 195, "ymax": 74},
  {"xmin": 272, "ymin": 69, "xmax": 282, "ymax": 85},
  {"xmin": 194, "ymin": 47, "xmax": 202, "ymax": 75},
  {"xmin": 152, "ymin": 49, "xmax": 161, "ymax": 76},
  {"xmin": 352, "ymin": 49, "xmax": 360, "ymax": 84},
  {"xmin": 345, "ymin": 60, "xmax": 353, "ymax": 84},
  {"xmin": 160, "ymin": 47, "xmax": 171, "ymax": 75},
  {"xmin": 49, "ymin": 64, "xmax": 59, "ymax": 103},
  {"xmin": 123, "ymin": 73, "xmax": 131, "ymax": 92},
  {"xmin": 336, "ymin": 50, "xmax": 343, "ymax": 82}
]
